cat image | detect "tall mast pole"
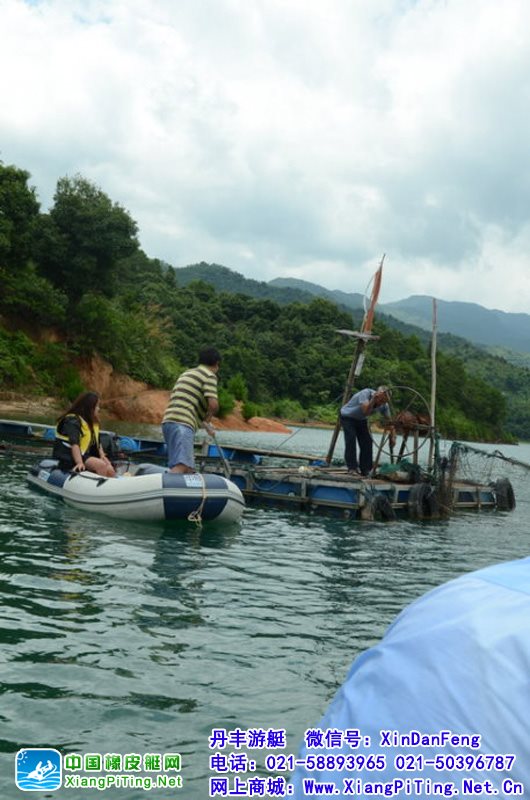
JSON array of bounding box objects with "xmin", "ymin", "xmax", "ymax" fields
[
  {"xmin": 428, "ymin": 297, "xmax": 437, "ymax": 468},
  {"xmin": 325, "ymin": 255, "xmax": 385, "ymax": 465}
]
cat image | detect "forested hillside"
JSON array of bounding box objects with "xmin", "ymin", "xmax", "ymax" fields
[
  {"xmin": 179, "ymin": 263, "xmax": 530, "ymax": 440},
  {"xmin": 174, "ymin": 263, "xmax": 324, "ymax": 306},
  {"xmin": 0, "ymin": 160, "xmax": 524, "ymax": 442},
  {"xmin": 270, "ymin": 276, "xmax": 365, "ymax": 311}
]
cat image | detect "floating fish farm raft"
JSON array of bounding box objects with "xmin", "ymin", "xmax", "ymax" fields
[{"xmin": 0, "ymin": 418, "xmax": 517, "ymax": 521}]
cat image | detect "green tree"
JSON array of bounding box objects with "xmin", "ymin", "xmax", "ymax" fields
[
  {"xmin": 0, "ymin": 262, "xmax": 67, "ymax": 325},
  {"xmin": 35, "ymin": 174, "xmax": 139, "ymax": 302},
  {"xmin": 227, "ymin": 373, "xmax": 249, "ymax": 402},
  {"xmin": 0, "ymin": 162, "xmax": 40, "ymax": 269},
  {"xmin": 0, "ymin": 163, "xmax": 67, "ymax": 326}
]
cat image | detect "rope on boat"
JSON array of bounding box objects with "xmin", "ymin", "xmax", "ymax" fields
[
  {"xmin": 209, "ymin": 429, "xmax": 232, "ymax": 478},
  {"xmin": 188, "ymin": 474, "xmax": 208, "ymax": 525}
]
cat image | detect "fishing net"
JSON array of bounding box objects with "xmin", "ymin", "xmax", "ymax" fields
[
  {"xmin": 435, "ymin": 441, "xmax": 520, "ymax": 513},
  {"xmin": 444, "ymin": 442, "xmax": 521, "ymax": 484}
]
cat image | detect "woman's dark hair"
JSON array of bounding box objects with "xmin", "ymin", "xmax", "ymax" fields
[{"xmin": 58, "ymin": 391, "xmax": 100, "ymax": 429}]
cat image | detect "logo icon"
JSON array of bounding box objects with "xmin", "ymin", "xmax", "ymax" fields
[{"xmin": 16, "ymin": 749, "xmax": 62, "ymax": 791}]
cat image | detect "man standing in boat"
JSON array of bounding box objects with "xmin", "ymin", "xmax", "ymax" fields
[
  {"xmin": 340, "ymin": 386, "xmax": 392, "ymax": 476},
  {"xmin": 162, "ymin": 347, "xmax": 221, "ymax": 474}
]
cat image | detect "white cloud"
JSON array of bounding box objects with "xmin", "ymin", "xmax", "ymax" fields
[{"xmin": 1, "ymin": 0, "xmax": 530, "ymax": 311}]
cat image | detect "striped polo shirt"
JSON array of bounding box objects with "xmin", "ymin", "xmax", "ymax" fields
[{"xmin": 163, "ymin": 365, "xmax": 218, "ymax": 431}]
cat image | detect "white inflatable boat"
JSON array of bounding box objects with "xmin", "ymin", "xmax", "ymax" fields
[{"xmin": 27, "ymin": 460, "xmax": 245, "ymax": 523}]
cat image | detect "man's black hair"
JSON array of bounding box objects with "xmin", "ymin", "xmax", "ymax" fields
[{"xmin": 199, "ymin": 347, "xmax": 221, "ymax": 366}]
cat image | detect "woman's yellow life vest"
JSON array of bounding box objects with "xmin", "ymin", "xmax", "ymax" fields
[{"xmin": 55, "ymin": 414, "xmax": 100, "ymax": 457}]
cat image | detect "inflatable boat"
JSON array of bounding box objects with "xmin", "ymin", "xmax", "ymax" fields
[{"xmin": 27, "ymin": 460, "xmax": 245, "ymax": 523}]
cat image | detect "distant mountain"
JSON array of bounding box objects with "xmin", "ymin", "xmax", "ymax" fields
[
  {"xmin": 485, "ymin": 345, "xmax": 530, "ymax": 371},
  {"xmin": 269, "ymin": 277, "xmax": 365, "ymax": 312},
  {"xmin": 173, "ymin": 263, "xmax": 318, "ymax": 306},
  {"xmin": 382, "ymin": 295, "xmax": 530, "ymax": 355}
]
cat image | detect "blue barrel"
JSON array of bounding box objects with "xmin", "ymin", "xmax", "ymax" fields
[{"xmin": 118, "ymin": 436, "xmax": 141, "ymax": 452}]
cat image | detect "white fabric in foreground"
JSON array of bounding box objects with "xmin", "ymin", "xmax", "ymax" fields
[{"xmin": 291, "ymin": 557, "xmax": 530, "ymax": 797}]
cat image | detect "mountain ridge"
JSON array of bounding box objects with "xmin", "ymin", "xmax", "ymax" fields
[
  {"xmin": 175, "ymin": 264, "xmax": 530, "ymax": 359},
  {"xmin": 383, "ymin": 294, "xmax": 530, "ymax": 354}
]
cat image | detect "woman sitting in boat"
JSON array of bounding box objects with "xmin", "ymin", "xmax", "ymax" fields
[{"xmin": 52, "ymin": 391, "xmax": 116, "ymax": 477}]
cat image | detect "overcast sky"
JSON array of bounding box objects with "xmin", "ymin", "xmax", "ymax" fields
[{"xmin": 1, "ymin": 0, "xmax": 530, "ymax": 313}]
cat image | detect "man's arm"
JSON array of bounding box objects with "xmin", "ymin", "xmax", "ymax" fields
[
  {"xmin": 204, "ymin": 397, "xmax": 219, "ymax": 421},
  {"xmin": 360, "ymin": 391, "xmax": 376, "ymax": 416},
  {"xmin": 203, "ymin": 396, "xmax": 219, "ymax": 435},
  {"xmin": 380, "ymin": 403, "xmax": 391, "ymax": 419}
]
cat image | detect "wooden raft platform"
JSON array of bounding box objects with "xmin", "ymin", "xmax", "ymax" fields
[{"xmin": 200, "ymin": 463, "xmax": 498, "ymax": 519}]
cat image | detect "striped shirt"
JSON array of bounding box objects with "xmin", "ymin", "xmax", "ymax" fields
[{"xmin": 162, "ymin": 365, "xmax": 218, "ymax": 431}]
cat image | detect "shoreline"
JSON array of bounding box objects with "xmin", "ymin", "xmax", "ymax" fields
[
  {"xmin": 0, "ymin": 393, "xmax": 294, "ymax": 434},
  {"xmin": 0, "ymin": 393, "xmax": 516, "ymax": 445}
]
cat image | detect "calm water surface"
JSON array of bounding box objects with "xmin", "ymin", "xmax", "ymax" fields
[{"xmin": 1, "ymin": 426, "xmax": 529, "ymax": 798}]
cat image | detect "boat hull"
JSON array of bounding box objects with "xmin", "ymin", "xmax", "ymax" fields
[{"xmin": 27, "ymin": 461, "xmax": 245, "ymax": 523}]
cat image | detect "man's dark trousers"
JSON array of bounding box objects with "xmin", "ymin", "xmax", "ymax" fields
[{"xmin": 341, "ymin": 416, "xmax": 373, "ymax": 475}]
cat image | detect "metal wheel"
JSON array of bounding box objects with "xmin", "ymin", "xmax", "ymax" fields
[{"xmin": 372, "ymin": 384, "xmax": 432, "ymax": 464}]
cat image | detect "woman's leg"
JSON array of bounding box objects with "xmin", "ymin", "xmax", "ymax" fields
[{"xmin": 85, "ymin": 456, "xmax": 116, "ymax": 477}]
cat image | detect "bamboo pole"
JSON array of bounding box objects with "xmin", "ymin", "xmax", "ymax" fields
[{"xmin": 325, "ymin": 255, "xmax": 385, "ymax": 465}]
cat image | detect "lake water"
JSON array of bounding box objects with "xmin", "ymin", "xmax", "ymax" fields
[{"xmin": 1, "ymin": 425, "xmax": 529, "ymax": 798}]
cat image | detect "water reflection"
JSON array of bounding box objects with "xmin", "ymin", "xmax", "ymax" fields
[{"xmin": 1, "ymin": 438, "xmax": 529, "ymax": 798}]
